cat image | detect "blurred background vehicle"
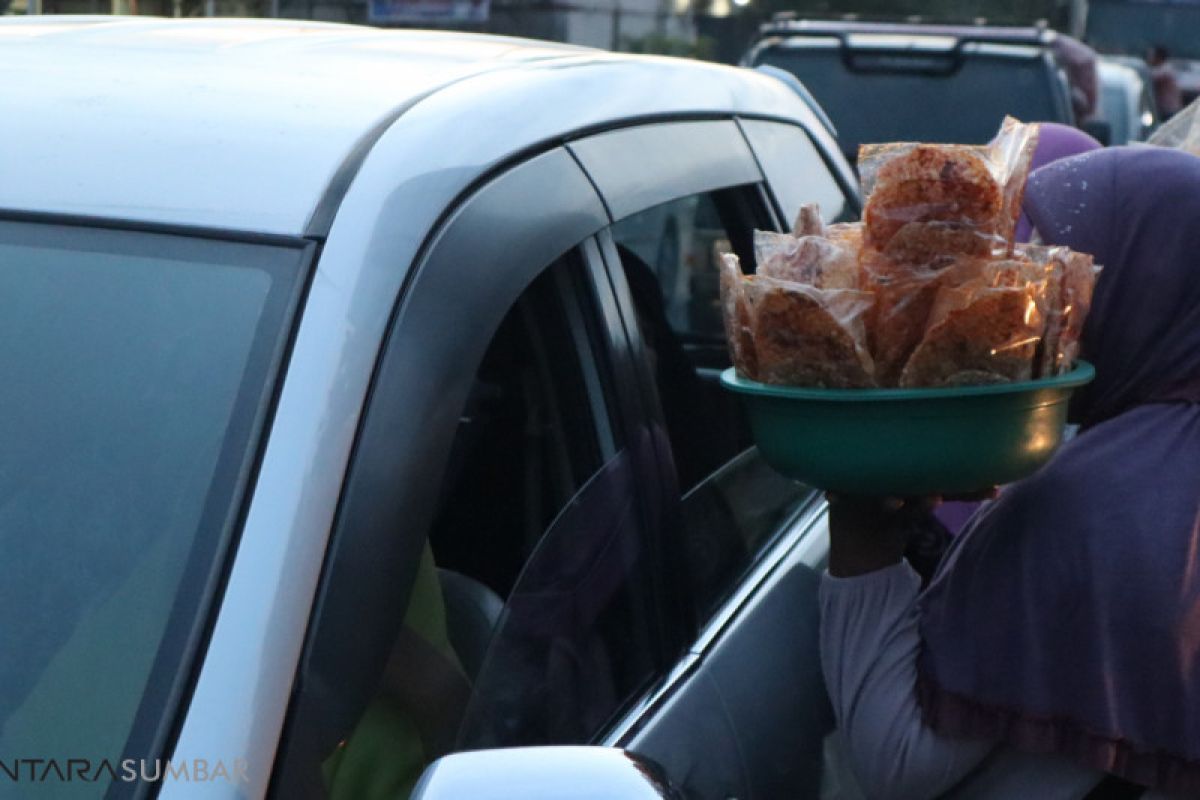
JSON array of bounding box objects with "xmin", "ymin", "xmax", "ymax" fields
[
  {"xmin": 742, "ymin": 19, "xmax": 1078, "ymax": 162},
  {"xmin": 1096, "ymin": 58, "xmax": 1158, "ymax": 143}
]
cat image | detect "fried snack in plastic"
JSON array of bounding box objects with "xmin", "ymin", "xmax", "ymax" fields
[
  {"xmin": 860, "ymin": 251, "xmax": 979, "ymax": 385},
  {"xmin": 990, "ymin": 116, "xmax": 1041, "ymax": 242},
  {"xmin": 792, "ymin": 203, "xmax": 826, "ymax": 237},
  {"xmin": 1149, "ymin": 96, "xmax": 1200, "ymax": 156},
  {"xmin": 859, "ymin": 117, "xmax": 1039, "ymax": 259},
  {"xmin": 860, "ymin": 143, "xmax": 1004, "ymax": 255},
  {"xmin": 878, "ymin": 220, "xmax": 1002, "ymax": 264},
  {"xmin": 825, "ymin": 221, "xmax": 864, "ymax": 252},
  {"xmin": 899, "ymin": 274, "xmax": 1046, "ymax": 388},
  {"xmin": 754, "ymin": 230, "xmax": 859, "ymax": 290},
  {"xmin": 744, "ymin": 276, "xmax": 876, "ymax": 388},
  {"xmin": 1059, "ymin": 249, "xmax": 1097, "ymax": 372},
  {"xmin": 719, "ymin": 253, "xmax": 759, "ymax": 379},
  {"xmin": 1017, "ymin": 244, "xmax": 1099, "ymax": 377}
]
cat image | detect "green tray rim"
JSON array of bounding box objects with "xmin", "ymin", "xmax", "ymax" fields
[{"xmin": 720, "ymin": 360, "xmax": 1095, "ymax": 402}]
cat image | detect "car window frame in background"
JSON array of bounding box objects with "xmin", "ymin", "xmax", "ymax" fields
[{"xmin": 0, "ymin": 214, "xmax": 312, "ymax": 797}]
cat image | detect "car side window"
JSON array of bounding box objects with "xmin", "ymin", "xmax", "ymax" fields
[
  {"xmin": 427, "ymin": 248, "xmax": 663, "ymax": 747},
  {"xmin": 609, "ymin": 185, "xmax": 814, "ymax": 623},
  {"xmin": 316, "ymin": 247, "xmax": 666, "ymax": 799}
]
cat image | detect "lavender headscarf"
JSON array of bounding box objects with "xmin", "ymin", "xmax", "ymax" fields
[
  {"xmin": 1013, "ymin": 123, "xmax": 1103, "ymax": 244},
  {"xmin": 917, "ymin": 147, "xmax": 1200, "ymax": 792}
]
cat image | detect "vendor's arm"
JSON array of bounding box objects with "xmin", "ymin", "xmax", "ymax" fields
[{"xmin": 821, "ymin": 500, "xmax": 994, "ymax": 799}]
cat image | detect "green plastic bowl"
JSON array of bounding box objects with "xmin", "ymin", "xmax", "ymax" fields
[{"xmin": 720, "ymin": 362, "xmax": 1095, "ymax": 496}]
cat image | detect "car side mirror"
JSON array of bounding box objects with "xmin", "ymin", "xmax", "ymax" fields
[
  {"xmin": 1081, "ymin": 119, "xmax": 1112, "ymax": 146},
  {"xmin": 411, "ymin": 746, "xmax": 681, "ymax": 799}
]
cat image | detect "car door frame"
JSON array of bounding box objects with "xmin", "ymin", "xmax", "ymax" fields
[
  {"xmin": 266, "ymin": 138, "xmax": 699, "ymax": 798},
  {"xmin": 565, "ymin": 115, "xmax": 849, "ymax": 796}
]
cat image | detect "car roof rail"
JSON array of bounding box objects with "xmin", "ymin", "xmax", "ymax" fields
[
  {"xmin": 752, "ymin": 19, "xmax": 1057, "ymax": 78},
  {"xmin": 755, "ymin": 18, "xmax": 1058, "ymax": 49}
]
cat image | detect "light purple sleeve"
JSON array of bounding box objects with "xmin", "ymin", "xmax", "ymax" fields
[{"xmin": 819, "ymin": 562, "xmax": 994, "ymax": 799}]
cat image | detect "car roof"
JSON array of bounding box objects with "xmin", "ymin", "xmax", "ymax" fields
[{"xmin": 1, "ymin": 17, "xmax": 809, "ymax": 235}]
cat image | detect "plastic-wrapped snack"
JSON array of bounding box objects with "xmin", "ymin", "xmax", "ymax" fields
[
  {"xmin": 859, "ymin": 142, "xmax": 1003, "ymax": 255},
  {"xmin": 1149, "ymin": 96, "xmax": 1200, "ymax": 156},
  {"xmin": 1019, "ymin": 245, "xmax": 1067, "ymax": 378},
  {"xmin": 1018, "ymin": 245, "xmax": 1099, "ymax": 377},
  {"xmin": 754, "ymin": 230, "xmax": 859, "ymax": 290},
  {"xmin": 989, "ymin": 116, "xmax": 1041, "ymax": 242},
  {"xmin": 860, "ymin": 251, "xmax": 980, "ymax": 385},
  {"xmin": 859, "ymin": 117, "xmax": 1039, "ymax": 258},
  {"xmin": 898, "ymin": 274, "xmax": 1047, "ymax": 387},
  {"xmin": 792, "ymin": 203, "xmax": 826, "ymax": 237},
  {"xmin": 744, "ymin": 276, "xmax": 876, "ymax": 388},
  {"xmin": 825, "ymin": 221, "xmax": 864, "ymax": 252},
  {"xmin": 1058, "ymin": 249, "xmax": 1097, "ymax": 373},
  {"xmin": 878, "ymin": 220, "xmax": 1002, "ymax": 264},
  {"xmin": 719, "ymin": 253, "xmax": 758, "ymax": 379}
]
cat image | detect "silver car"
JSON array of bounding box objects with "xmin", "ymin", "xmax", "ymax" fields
[{"xmin": 0, "ymin": 17, "xmax": 859, "ymax": 799}]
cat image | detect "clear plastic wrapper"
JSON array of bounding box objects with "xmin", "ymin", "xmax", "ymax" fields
[
  {"xmin": 861, "ymin": 253, "xmax": 948, "ymax": 385},
  {"xmin": 744, "ymin": 276, "xmax": 876, "ymax": 388},
  {"xmin": 859, "ymin": 117, "xmax": 1039, "ymax": 260},
  {"xmin": 1017, "ymin": 244, "xmax": 1099, "ymax": 377},
  {"xmin": 719, "ymin": 253, "xmax": 759, "ymax": 380},
  {"xmin": 718, "ymin": 125, "xmax": 1097, "ymax": 390},
  {"xmin": 899, "ymin": 274, "xmax": 1047, "ymax": 388},
  {"xmin": 1148, "ymin": 96, "xmax": 1200, "ymax": 155},
  {"xmin": 754, "ymin": 230, "xmax": 858, "ymax": 290},
  {"xmin": 792, "ymin": 203, "xmax": 826, "ymax": 237},
  {"xmin": 1058, "ymin": 249, "xmax": 1097, "ymax": 372}
]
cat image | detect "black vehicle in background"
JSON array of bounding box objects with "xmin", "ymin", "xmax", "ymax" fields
[{"xmin": 744, "ymin": 19, "xmax": 1077, "ymax": 162}]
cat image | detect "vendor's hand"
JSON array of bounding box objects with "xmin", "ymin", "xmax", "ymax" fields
[{"xmin": 825, "ymin": 489, "xmax": 997, "ymax": 578}]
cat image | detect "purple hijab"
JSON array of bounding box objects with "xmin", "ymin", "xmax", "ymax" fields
[
  {"xmin": 918, "ymin": 146, "xmax": 1200, "ymax": 792},
  {"xmin": 1013, "ymin": 123, "xmax": 1103, "ymax": 244}
]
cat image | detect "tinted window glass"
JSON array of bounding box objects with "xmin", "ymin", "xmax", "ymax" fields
[
  {"xmin": 756, "ymin": 43, "xmax": 1065, "ymax": 160},
  {"xmin": 432, "ymin": 251, "xmax": 658, "ymax": 744},
  {"xmin": 680, "ymin": 451, "xmax": 812, "ymax": 620},
  {"xmin": 322, "ymin": 251, "xmax": 663, "ymax": 800},
  {"xmin": 612, "ymin": 189, "xmax": 757, "ymax": 492},
  {"xmin": 430, "ymin": 253, "xmax": 615, "ymax": 596},
  {"xmin": 0, "ymin": 221, "xmax": 302, "ymax": 784},
  {"xmin": 610, "ymin": 188, "xmax": 817, "ymax": 620},
  {"xmin": 456, "ymin": 445, "xmax": 661, "ymax": 749}
]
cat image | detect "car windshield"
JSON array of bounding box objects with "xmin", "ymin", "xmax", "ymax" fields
[
  {"xmin": 754, "ymin": 42, "xmax": 1067, "ymax": 160},
  {"xmin": 0, "ymin": 219, "xmax": 304, "ymax": 792},
  {"xmin": 1087, "ymin": 0, "xmax": 1200, "ymax": 60}
]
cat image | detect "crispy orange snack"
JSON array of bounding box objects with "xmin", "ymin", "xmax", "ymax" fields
[
  {"xmin": 861, "ymin": 144, "xmax": 1004, "ymax": 255},
  {"xmin": 745, "ymin": 277, "xmax": 876, "ymax": 389},
  {"xmin": 755, "ymin": 230, "xmax": 859, "ymax": 290},
  {"xmin": 899, "ymin": 282, "xmax": 1045, "ymax": 388},
  {"xmin": 720, "ymin": 253, "xmax": 759, "ymax": 379}
]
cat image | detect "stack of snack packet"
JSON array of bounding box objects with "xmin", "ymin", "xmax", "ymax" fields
[{"xmin": 720, "ymin": 117, "xmax": 1099, "ymax": 389}]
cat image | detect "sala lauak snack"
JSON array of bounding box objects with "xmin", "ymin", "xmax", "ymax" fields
[
  {"xmin": 720, "ymin": 215, "xmax": 876, "ymax": 388},
  {"xmin": 720, "ymin": 118, "xmax": 1098, "ymax": 389},
  {"xmin": 898, "ymin": 259, "xmax": 1049, "ymax": 387},
  {"xmin": 859, "ymin": 116, "xmax": 1039, "ymax": 263}
]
